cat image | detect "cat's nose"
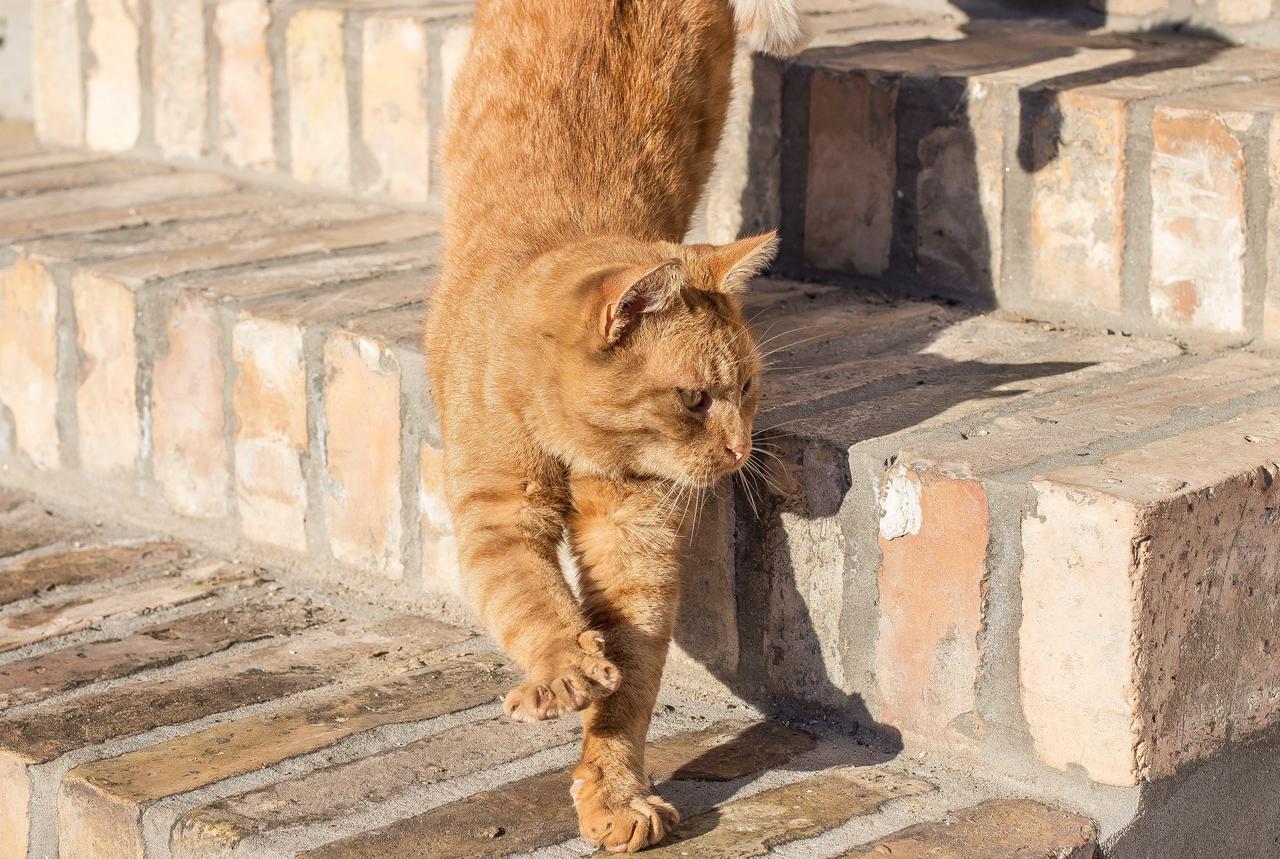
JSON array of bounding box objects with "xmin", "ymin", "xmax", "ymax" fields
[{"xmin": 725, "ymin": 442, "xmax": 750, "ymax": 463}]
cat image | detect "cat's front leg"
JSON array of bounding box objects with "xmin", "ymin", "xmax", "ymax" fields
[
  {"xmin": 567, "ymin": 474, "xmax": 686, "ymax": 853},
  {"xmin": 446, "ymin": 449, "xmax": 621, "ymax": 722}
]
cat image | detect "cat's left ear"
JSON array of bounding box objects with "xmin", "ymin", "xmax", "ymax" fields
[{"xmin": 704, "ymin": 231, "xmax": 779, "ymax": 295}]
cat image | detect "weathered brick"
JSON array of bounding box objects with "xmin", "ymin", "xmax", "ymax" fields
[
  {"xmin": 1271, "ymin": 111, "xmax": 1280, "ymax": 341},
  {"xmin": 174, "ymin": 716, "xmax": 582, "ymax": 857},
  {"xmin": 152, "ymin": 0, "xmax": 209, "ymax": 159},
  {"xmin": 0, "ymin": 174, "xmax": 245, "ymax": 240},
  {"xmin": 323, "ymin": 331, "xmax": 403, "ymax": 577},
  {"xmin": 32, "ymin": 0, "xmax": 84, "ymax": 146},
  {"xmin": 151, "ymin": 290, "xmax": 230, "ymax": 519},
  {"xmin": 0, "ymin": 259, "xmax": 60, "ymax": 468},
  {"xmin": 0, "ymin": 158, "xmax": 169, "ymax": 197},
  {"xmin": 1021, "ymin": 408, "xmax": 1280, "ymax": 785},
  {"xmin": 876, "ymin": 468, "xmax": 986, "ymax": 744},
  {"xmin": 216, "ymin": 0, "xmax": 275, "ymax": 171},
  {"xmin": 84, "ymin": 0, "xmax": 142, "ymax": 152},
  {"xmin": 288, "ymin": 8, "xmax": 350, "ymax": 188},
  {"xmin": 652, "ymin": 767, "xmax": 935, "ymax": 858},
  {"xmin": 419, "ymin": 442, "xmax": 461, "ymax": 594},
  {"xmin": 0, "ymin": 541, "xmax": 187, "ymax": 606},
  {"xmin": 303, "ymin": 721, "xmax": 815, "ymax": 859},
  {"xmin": 0, "ymin": 615, "xmax": 468, "ymax": 858},
  {"xmin": 0, "ymin": 506, "xmax": 85, "ymax": 561},
  {"xmin": 232, "ymin": 315, "xmax": 309, "ymax": 551},
  {"xmin": 1219, "ymin": 0, "xmax": 1274, "ymax": 25},
  {"xmin": 0, "ymin": 561, "xmax": 259, "ymax": 654},
  {"xmin": 1102, "ymin": 0, "xmax": 1169, "ymax": 14},
  {"xmin": 1029, "ymin": 90, "xmax": 1128, "ymax": 313},
  {"xmin": 362, "ymin": 16, "xmax": 430, "ymax": 201},
  {"xmin": 0, "ymin": 150, "xmax": 107, "ymax": 176},
  {"xmin": 0, "ymin": 599, "xmax": 325, "ymax": 708},
  {"xmin": 1148, "ymin": 92, "xmax": 1270, "ymax": 333},
  {"xmin": 841, "ymin": 799, "xmax": 1098, "ymax": 859},
  {"xmin": 804, "ymin": 69, "xmax": 897, "ymax": 276},
  {"xmin": 72, "ymin": 271, "xmax": 141, "ymax": 476},
  {"xmin": 60, "ymin": 654, "xmax": 513, "ymax": 859}
]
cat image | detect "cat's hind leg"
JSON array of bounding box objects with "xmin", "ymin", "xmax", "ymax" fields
[{"xmin": 566, "ymin": 473, "xmax": 687, "ymax": 853}]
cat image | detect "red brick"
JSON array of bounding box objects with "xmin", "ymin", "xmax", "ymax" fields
[
  {"xmin": 151, "ymin": 290, "xmax": 230, "ymax": 519},
  {"xmin": 84, "ymin": 0, "xmax": 142, "ymax": 152},
  {"xmin": 1021, "ymin": 408, "xmax": 1280, "ymax": 785},
  {"xmin": 33, "ymin": 0, "xmax": 84, "ymax": 146},
  {"xmin": 288, "ymin": 8, "xmax": 350, "ymax": 188},
  {"xmin": 804, "ymin": 69, "xmax": 897, "ymax": 276},
  {"xmin": 323, "ymin": 331, "xmax": 403, "ymax": 577},
  {"xmin": 215, "ymin": 0, "xmax": 275, "ymax": 171},
  {"xmin": 152, "ymin": 0, "xmax": 209, "ymax": 159},
  {"xmin": 876, "ymin": 468, "xmax": 987, "ymax": 744},
  {"xmin": 0, "ymin": 259, "xmax": 60, "ymax": 469},
  {"xmin": 361, "ymin": 16, "xmax": 430, "ymax": 201}
]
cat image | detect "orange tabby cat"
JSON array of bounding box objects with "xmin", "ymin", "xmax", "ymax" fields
[{"xmin": 426, "ymin": 0, "xmax": 808, "ymax": 851}]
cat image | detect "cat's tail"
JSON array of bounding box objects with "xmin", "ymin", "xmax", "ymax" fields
[{"xmin": 729, "ymin": 0, "xmax": 811, "ymax": 56}]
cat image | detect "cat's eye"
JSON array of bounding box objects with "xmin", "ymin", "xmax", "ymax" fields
[{"xmin": 678, "ymin": 389, "xmax": 711, "ymax": 413}]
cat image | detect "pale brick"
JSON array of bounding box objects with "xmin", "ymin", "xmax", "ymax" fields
[
  {"xmin": 804, "ymin": 69, "xmax": 897, "ymax": 276},
  {"xmin": 152, "ymin": 290, "xmax": 230, "ymax": 519},
  {"xmin": 216, "ymin": 0, "xmax": 275, "ymax": 171},
  {"xmin": 1149, "ymin": 101, "xmax": 1253, "ymax": 333},
  {"xmin": 72, "ymin": 271, "xmax": 141, "ymax": 476},
  {"xmin": 232, "ymin": 316, "xmax": 309, "ymax": 552},
  {"xmin": 876, "ymin": 467, "xmax": 986, "ymax": 744},
  {"xmin": 842, "ymin": 799, "xmax": 1098, "ymax": 859},
  {"xmin": 1102, "ymin": 0, "xmax": 1169, "ymax": 13},
  {"xmin": 288, "ymin": 8, "xmax": 350, "ymax": 188},
  {"xmin": 362, "ymin": 16, "xmax": 430, "ymax": 201},
  {"xmin": 1029, "ymin": 90, "xmax": 1127, "ymax": 312},
  {"xmin": 304, "ymin": 721, "xmax": 815, "ymax": 859},
  {"xmin": 1219, "ymin": 0, "xmax": 1274, "ymax": 24},
  {"xmin": 32, "ymin": 0, "xmax": 84, "ymax": 146},
  {"xmin": 419, "ymin": 443, "xmax": 461, "ymax": 595},
  {"xmin": 60, "ymin": 654, "xmax": 513, "ymax": 859},
  {"xmin": 173, "ymin": 716, "xmax": 581, "ymax": 857},
  {"xmin": 323, "ymin": 331, "xmax": 403, "ymax": 578},
  {"xmin": 0, "ymin": 150, "xmax": 107, "ymax": 176},
  {"xmin": 440, "ymin": 23, "xmax": 473, "ymax": 120},
  {"xmin": 84, "ymin": 0, "xmax": 142, "ymax": 152},
  {"xmin": 0, "ymin": 259, "xmax": 60, "ymax": 469},
  {"xmin": 152, "ymin": 0, "xmax": 209, "ymax": 159},
  {"xmin": 1021, "ymin": 409, "xmax": 1280, "ymax": 785},
  {"xmin": 652, "ymin": 767, "xmax": 935, "ymax": 858}
]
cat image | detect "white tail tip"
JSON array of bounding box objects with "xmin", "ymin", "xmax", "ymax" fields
[{"xmin": 731, "ymin": 0, "xmax": 812, "ymax": 57}]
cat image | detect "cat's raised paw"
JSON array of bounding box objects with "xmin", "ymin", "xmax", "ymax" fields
[
  {"xmin": 503, "ymin": 631, "xmax": 621, "ymax": 723},
  {"xmin": 571, "ymin": 766, "xmax": 679, "ymax": 853}
]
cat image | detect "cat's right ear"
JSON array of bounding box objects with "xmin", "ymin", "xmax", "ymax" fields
[{"xmin": 599, "ymin": 260, "xmax": 683, "ymax": 347}]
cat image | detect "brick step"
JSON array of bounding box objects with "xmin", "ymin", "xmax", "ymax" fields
[
  {"xmin": 0, "ymin": 511, "xmax": 1097, "ymax": 858},
  {"xmin": 30, "ymin": 3, "xmax": 1280, "ymax": 340},
  {"xmin": 2, "ymin": 137, "xmax": 1280, "ymax": 853}
]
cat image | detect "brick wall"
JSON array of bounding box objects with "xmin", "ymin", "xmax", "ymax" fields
[{"xmin": 0, "ymin": 0, "xmax": 31, "ymax": 120}]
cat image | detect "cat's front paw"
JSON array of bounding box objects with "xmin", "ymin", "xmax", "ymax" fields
[
  {"xmin": 503, "ymin": 631, "xmax": 621, "ymax": 723},
  {"xmin": 571, "ymin": 763, "xmax": 678, "ymax": 853}
]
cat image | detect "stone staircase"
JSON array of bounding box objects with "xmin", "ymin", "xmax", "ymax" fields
[{"xmin": 3, "ymin": 0, "xmax": 1280, "ymax": 856}]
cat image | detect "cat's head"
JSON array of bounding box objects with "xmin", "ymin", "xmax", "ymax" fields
[{"xmin": 526, "ymin": 233, "xmax": 776, "ymax": 488}]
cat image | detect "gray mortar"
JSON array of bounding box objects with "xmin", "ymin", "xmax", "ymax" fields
[
  {"xmin": 302, "ymin": 321, "xmax": 334, "ymax": 561},
  {"xmin": 267, "ymin": 0, "xmax": 291, "ymax": 179},
  {"xmin": 1243, "ymin": 109, "xmax": 1271, "ymax": 341},
  {"xmin": 53, "ymin": 264, "xmax": 82, "ymax": 471}
]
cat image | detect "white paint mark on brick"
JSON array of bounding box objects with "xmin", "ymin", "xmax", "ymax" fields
[{"xmin": 879, "ymin": 466, "xmax": 922, "ymax": 541}]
